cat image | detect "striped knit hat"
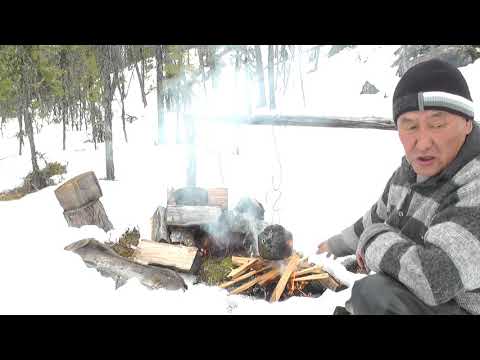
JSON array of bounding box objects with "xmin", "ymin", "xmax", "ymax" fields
[{"xmin": 393, "ymin": 58, "xmax": 474, "ymax": 124}]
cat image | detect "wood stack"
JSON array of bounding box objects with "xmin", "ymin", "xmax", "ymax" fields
[{"xmin": 220, "ymin": 254, "xmax": 345, "ymax": 302}]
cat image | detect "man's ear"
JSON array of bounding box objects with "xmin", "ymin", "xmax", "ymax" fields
[{"xmin": 465, "ymin": 119, "xmax": 473, "ymax": 135}]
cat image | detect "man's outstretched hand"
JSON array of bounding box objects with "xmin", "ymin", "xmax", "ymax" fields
[{"xmin": 316, "ymin": 241, "xmax": 337, "ymax": 259}]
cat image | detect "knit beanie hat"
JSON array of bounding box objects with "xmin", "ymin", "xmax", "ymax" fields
[{"xmin": 392, "ymin": 58, "xmax": 474, "ymax": 125}]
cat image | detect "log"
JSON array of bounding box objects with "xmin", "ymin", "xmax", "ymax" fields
[
  {"xmin": 167, "ymin": 187, "xmax": 228, "ymax": 209},
  {"xmin": 207, "ymin": 188, "xmax": 228, "ymax": 209},
  {"xmin": 55, "ymin": 171, "xmax": 102, "ymax": 212},
  {"xmin": 55, "ymin": 171, "xmax": 113, "ymax": 232},
  {"xmin": 65, "ymin": 238, "xmax": 187, "ymax": 291},
  {"xmin": 166, "ymin": 205, "xmax": 223, "ymax": 226},
  {"xmin": 270, "ymin": 254, "xmax": 300, "ymax": 302},
  {"xmin": 133, "ymin": 239, "xmax": 201, "ymax": 273},
  {"xmin": 63, "ymin": 199, "xmax": 113, "ymax": 232},
  {"xmin": 151, "ymin": 206, "xmax": 170, "ymax": 243},
  {"xmin": 209, "ymin": 114, "xmax": 396, "ymax": 131},
  {"xmin": 169, "ymin": 227, "xmax": 195, "ymax": 247},
  {"xmin": 173, "ymin": 187, "xmax": 209, "ymax": 206}
]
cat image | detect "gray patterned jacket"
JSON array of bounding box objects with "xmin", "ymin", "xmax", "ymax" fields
[{"xmin": 329, "ymin": 123, "xmax": 480, "ymax": 314}]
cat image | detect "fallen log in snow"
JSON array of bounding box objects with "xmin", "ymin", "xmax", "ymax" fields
[{"xmin": 208, "ymin": 114, "xmax": 396, "ymax": 130}]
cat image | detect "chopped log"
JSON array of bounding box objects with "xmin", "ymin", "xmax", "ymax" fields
[
  {"xmin": 54, "ymin": 171, "xmax": 102, "ymax": 212},
  {"xmin": 270, "ymin": 255, "xmax": 300, "ymax": 302},
  {"xmin": 151, "ymin": 206, "xmax": 170, "ymax": 243},
  {"xmin": 166, "ymin": 205, "xmax": 223, "ymax": 226},
  {"xmin": 173, "ymin": 187, "xmax": 209, "ymax": 206},
  {"xmin": 293, "ymin": 273, "xmax": 329, "ymax": 282},
  {"xmin": 219, "ymin": 265, "xmax": 271, "ymax": 289},
  {"xmin": 133, "ymin": 239, "xmax": 201, "ymax": 273},
  {"xmin": 55, "ymin": 171, "xmax": 113, "ymax": 232},
  {"xmin": 169, "ymin": 227, "xmax": 195, "ymax": 247},
  {"xmin": 207, "ymin": 188, "xmax": 228, "ymax": 209},
  {"xmin": 227, "ymin": 258, "xmax": 259, "ymax": 279}
]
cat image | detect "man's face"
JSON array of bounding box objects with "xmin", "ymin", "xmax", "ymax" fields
[{"xmin": 397, "ymin": 110, "xmax": 473, "ymax": 177}]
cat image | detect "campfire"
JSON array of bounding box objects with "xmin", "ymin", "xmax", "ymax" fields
[
  {"xmin": 220, "ymin": 255, "xmax": 345, "ymax": 302},
  {"xmin": 59, "ymin": 173, "xmax": 348, "ymax": 300}
]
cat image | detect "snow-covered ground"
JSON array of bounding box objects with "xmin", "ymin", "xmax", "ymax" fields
[{"xmin": 1, "ymin": 45, "xmax": 479, "ymax": 314}]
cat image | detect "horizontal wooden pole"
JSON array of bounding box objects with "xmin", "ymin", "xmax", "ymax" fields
[{"xmin": 207, "ymin": 114, "xmax": 397, "ymax": 131}]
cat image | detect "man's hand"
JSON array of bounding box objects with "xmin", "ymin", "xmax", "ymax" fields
[
  {"xmin": 355, "ymin": 245, "xmax": 369, "ymax": 273},
  {"xmin": 316, "ymin": 241, "xmax": 337, "ymax": 259}
]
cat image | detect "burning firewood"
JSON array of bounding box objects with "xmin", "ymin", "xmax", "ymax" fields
[
  {"xmin": 219, "ymin": 253, "xmax": 347, "ymax": 302},
  {"xmin": 293, "ymin": 274, "xmax": 329, "ymax": 282},
  {"xmin": 270, "ymin": 254, "xmax": 300, "ymax": 302},
  {"xmin": 220, "ymin": 265, "xmax": 272, "ymax": 289},
  {"xmin": 227, "ymin": 258, "xmax": 259, "ymax": 279}
]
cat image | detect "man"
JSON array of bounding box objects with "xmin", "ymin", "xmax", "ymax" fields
[{"xmin": 317, "ymin": 58, "xmax": 480, "ymax": 315}]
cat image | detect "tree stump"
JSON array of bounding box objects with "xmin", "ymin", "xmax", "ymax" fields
[{"xmin": 54, "ymin": 171, "xmax": 113, "ymax": 232}]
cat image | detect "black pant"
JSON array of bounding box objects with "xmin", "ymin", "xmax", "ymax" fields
[{"xmin": 349, "ymin": 273, "xmax": 468, "ymax": 315}]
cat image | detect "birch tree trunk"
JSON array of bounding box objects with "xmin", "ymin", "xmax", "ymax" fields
[
  {"xmin": 155, "ymin": 45, "xmax": 166, "ymax": 144},
  {"xmin": 268, "ymin": 45, "xmax": 276, "ymax": 110},
  {"xmin": 254, "ymin": 45, "xmax": 267, "ymax": 108}
]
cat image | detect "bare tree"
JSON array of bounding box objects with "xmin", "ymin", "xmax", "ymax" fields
[
  {"xmin": 198, "ymin": 46, "xmax": 208, "ymax": 96},
  {"xmin": 97, "ymin": 45, "xmax": 118, "ymax": 180},
  {"xmin": 296, "ymin": 46, "xmax": 307, "ymax": 107},
  {"xmin": 20, "ymin": 46, "xmax": 47, "ymax": 190},
  {"xmin": 60, "ymin": 48, "xmax": 68, "ymax": 150},
  {"xmin": 268, "ymin": 45, "xmax": 276, "ymax": 110},
  {"xmin": 254, "ymin": 45, "xmax": 267, "ymax": 108},
  {"xmin": 115, "ymin": 46, "xmax": 129, "ymax": 143},
  {"xmin": 17, "ymin": 109, "xmax": 24, "ymax": 155},
  {"xmin": 155, "ymin": 45, "xmax": 166, "ymax": 144},
  {"xmin": 130, "ymin": 46, "xmax": 148, "ymax": 108}
]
